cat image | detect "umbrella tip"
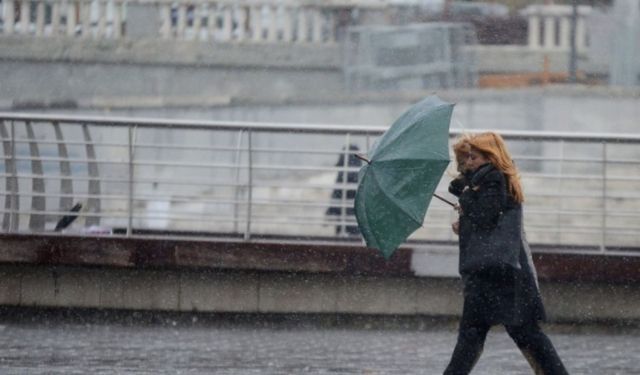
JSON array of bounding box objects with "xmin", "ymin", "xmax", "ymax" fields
[{"xmin": 355, "ymin": 153, "xmax": 371, "ymax": 164}]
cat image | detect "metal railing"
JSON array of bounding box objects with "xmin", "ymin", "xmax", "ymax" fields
[{"xmin": 1, "ymin": 112, "xmax": 639, "ymax": 255}]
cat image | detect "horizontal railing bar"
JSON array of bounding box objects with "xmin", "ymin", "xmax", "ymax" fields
[
  {"xmin": 0, "ymin": 192, "xmax": 129, "ymax": 201},
  {"xmin": 131, "ymin": 143, "xmax": 366, "ymax": 156},
  {"xmin": 7, "ymin": 139, "xmax": 366, "ymax": 156},
  {"xmin": 6, "ymin": 156, "xmax": 363, "ymax": 173},
  {"xmin": 3, "ymin": 113, "xmax": 640, "ymax": 143},
  {"xmin": 4, "ymin": 190, "xmax": 638, "ymax": 217},
  {"xmin": 4, "ymin": 154, "xmax": 640, "ymax": 170},
  {"xmin": 526, "ymin": 209, "xmax": 640, "ymax": 217},
  {"xmin": 1, "ymin": 182, "xmax": 639, "ymax": 201},
  {"xmin": 6, "ymin": 139, "xmax": 128, "ymax": 148},
  {"xmin": 5, "ymin": 140, "xmax": 639, "ymax": 165},
  {"xmin": 5, "ymin": 207, "xmax": 632, "ymax": 236},
  {"xmin": 526, "ymin": 191, "xmax": 640, "ymax": 199},
  {"xmin": 0, "ymin": 209, "xmax": 128, "ymax": 219},
  {"xmin": 9, "ymin": 156, "xmax": 132, "ymax": 165}
]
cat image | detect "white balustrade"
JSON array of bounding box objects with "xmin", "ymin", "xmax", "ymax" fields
[
  {"xmin": 0, "ymin": 0, "xmax": 385, "ymax": 44},
  {"xmin": 521, "ymin": 4, "xmax": 592, "ymax": 52},
  {"xmin": 0, "ymin": 0, "xmax": 126, "ymax": 39}
]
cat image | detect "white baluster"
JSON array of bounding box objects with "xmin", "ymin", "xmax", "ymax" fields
[
  {"xmin": 221, "ymin": 6, "xmax": 232, "ymax": 41},
  {"xmin": 576, "ymin": 16, "xmax": 587, "ymax": 52},
  {"xmin": 559, "ymin": 16, "xmax": 570, "ymax": 50},
  {"xmin": 67, "ymin": 1, "xmax": 78, "ymax": 36},
  {"xmin": 20, "ymin": 0, "xmax": 31, "ymax": 34},
  {"xmin": 251, "ymin": 5, "xmax": 262, "ymax": 42},
  {"xmin": 160, "ymin": 3, "xmax": 172, "ymax": 39},
  {"xmin": 528, "ymin": 15, "xmax": 540, "ymax": 50},
  {"xmin": 207, "ymin": 4, "xmax": 217, "ymax": 41},
  {"xmin": 177, "ymin": 4, "xmax": 187, "ymax": 39},
  {"xmin": 36, "ymin": 1, "xmax": 46, "ymax": 36},
  {"xmin": 236, "ymin": 6, "xmax": 247, "ymax": 41},
  {"xmin": 51, "ymin": 1, "xmax": 61, "ymax": 36},
  {"xmin": 4, "ymin": 0, "xmax": 15, "ymax": 34},
  {"xmin": 193, "ymin": 3, "xmax": 203, "ymax": 40},
  {"xmin": 267, "ymin": 5, "xmax": 278, "ymax": 42},
  {"xmin": 311, "ymin": 7, "xmax": 323, "ymax": 43},
  {"xmin": 97, "ymin": 0, "xmax": 107, "ymax": 38},
  {"xmin": 80, "ymin": 0, "xmax": 91, "ymax": 37},
  {"xmin": 543, "ymin": 16, "xmax": 555, "ymax": 49},
  {"xmin": 112, "ymin": 0, "xmax": 122, "ymax": 38},
  {"xmin": 297, "ymin": 8, "xmax": 308, "ymax": 43},
  {"xmin": 326, "ymin": 10, "xmax": 336, "ymax": 43},
  {"xmin": 282, "ymin": 7, "xmax": 292, "ymax": 42}
]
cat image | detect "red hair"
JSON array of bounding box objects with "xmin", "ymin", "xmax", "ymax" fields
[
  {"xmin": 452, "ymin": 134, "xmax": 471, "ymax": 173},
  {"xmin": 468, "ymin": 132, "xmax": 524, "ymax": 203}
]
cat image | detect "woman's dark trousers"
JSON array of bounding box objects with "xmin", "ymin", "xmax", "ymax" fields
[{"xmin": 443, "ymin": 320, "xmax": 569, "ymax": 375}]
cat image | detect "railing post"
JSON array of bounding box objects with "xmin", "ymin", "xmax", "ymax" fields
[
  {"xmin": 244, "ymin": 129, "xmax": 253, "ymax": 240},
  {"xmin": 557, "ymin": 140, "xmax": 565, "ymax": 243},
  {"xmin": 127, "ymin": 125, "xmax": 135, "ymax": 236},
  {"xmin": 339, "ymin": 133, "xmax": 351, "ymax": 236},
  {"xmin": 25, "ymin": 122, "xmax": 46, "ymax": 231},
  {"xmin": 9, "ymin": 121, "xmax": 18, "ymax": 232},
  {"xmin": 233, "ymin": 129, "xmax": 245, "ymax": 234},
  {"xmin": 600, "ymin": 142, "xmax": 608, "ymax": 252}
]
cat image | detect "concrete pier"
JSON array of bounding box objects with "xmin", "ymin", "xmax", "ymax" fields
[{"xmin": 1, "ymin": 234, "xmax": 639, "ymax": 324}]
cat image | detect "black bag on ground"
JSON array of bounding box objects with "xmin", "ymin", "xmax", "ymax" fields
[{"xmin": 459, "ymin": 205, "xmax": 523, "ymax": 275}]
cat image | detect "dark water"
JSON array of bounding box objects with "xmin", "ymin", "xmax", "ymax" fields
[{"xmin": 0, "ymin": 314, "xmax": 638, "ymax": 374}]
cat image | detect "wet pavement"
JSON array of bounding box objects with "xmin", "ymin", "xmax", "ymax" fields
[{"xmin": 0, "ymin": 314, "xmax": 638, "ymax": 374}]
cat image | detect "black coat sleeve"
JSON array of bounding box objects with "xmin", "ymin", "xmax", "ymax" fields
[
  {"xmin": 448, "ymin": 174, "xmax": 469, "ymax": 197},
  {"xmin": 459, "ymin": 168, "xmax": 507, "ymax": 230}
]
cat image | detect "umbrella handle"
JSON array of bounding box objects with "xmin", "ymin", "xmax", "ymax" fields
[
  {"xmin": 433, "ymin": 193, "xmax": 456, "ymax": 207},
  {"xmin": 354, "ymin": 154, "xmax": 371, "ymax": 164}
]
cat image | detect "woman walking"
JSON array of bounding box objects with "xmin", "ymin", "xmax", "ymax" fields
[{"xmin": 444, "ymin": 132, "xmax": 568, "ymax": 375}]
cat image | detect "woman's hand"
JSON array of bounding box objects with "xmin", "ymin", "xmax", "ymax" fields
[
  {"xmin": 452, "ymin": 220, "xmax": 460, "ymax": 235},
  {"xmin": 453, "ymin": 203, "xmax": 462, "ymax": 215}
]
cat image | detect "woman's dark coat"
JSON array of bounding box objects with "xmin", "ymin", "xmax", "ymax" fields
[{"xmin": 449, "ymin": 164, "xmax": 546, "ymax": 326}]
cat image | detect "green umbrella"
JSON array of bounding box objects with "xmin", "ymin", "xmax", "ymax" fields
[{"xmin": 354, "ymin": 95, "xmax": 454, "ymax": 259}]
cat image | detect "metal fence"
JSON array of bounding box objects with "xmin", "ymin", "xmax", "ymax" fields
[
  {"xmin": 344, "ymin": 23, "xmax": 478, "ymax": 91},
  {"xmin": 1, "ymin": 112, "xmax": 639, "ymax": 255}
]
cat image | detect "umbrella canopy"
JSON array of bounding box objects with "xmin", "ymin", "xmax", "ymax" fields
[{"xmin": 354, "ymin": 95, "xmax": 454, "ymax": 258}]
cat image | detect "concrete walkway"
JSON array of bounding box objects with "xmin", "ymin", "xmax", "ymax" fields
[{"xmin": 0, "ymin": 313, "xmax": 637, "ymax": 374}]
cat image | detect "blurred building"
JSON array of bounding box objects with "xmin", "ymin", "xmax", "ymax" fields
[{"xmin": 0, "ymin": 0, "xmax": 638, "ymax": 109}]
